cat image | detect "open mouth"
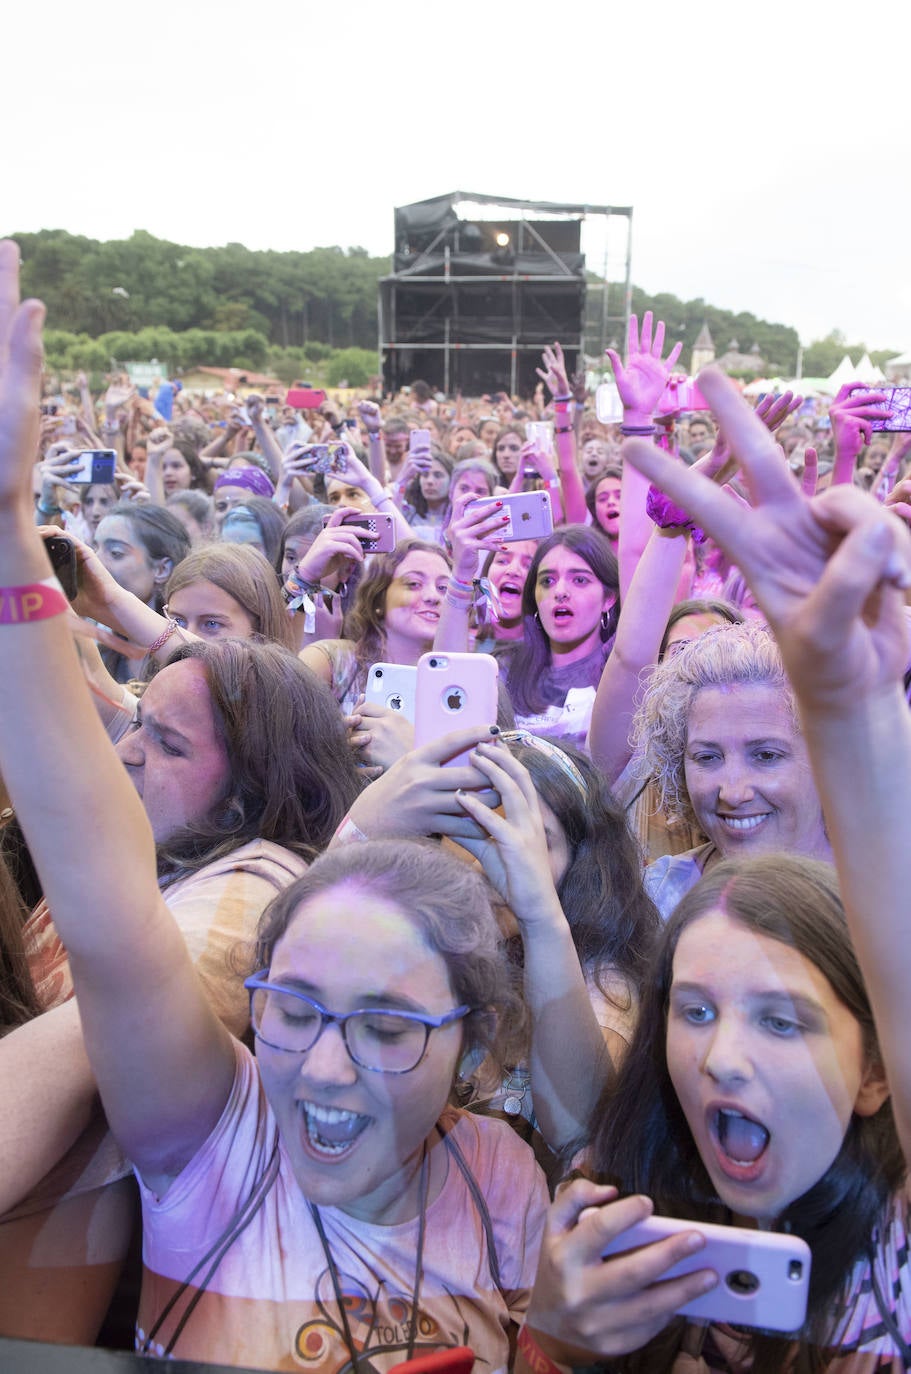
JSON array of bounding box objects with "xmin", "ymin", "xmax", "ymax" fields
[
  {"xmin": 417, "ymin": 610, "xmax": 440, "ymax": 622},
  {"xmin": 499, "ymin": 581, "xmax": 522, "ymax": 599},
  {"xmin": 552, "ymin": 607, "xmax": 573, "ymax": 622},
  {"xmin": 711, "ymin": 1106, "xmax": 770, "ymax": 1175},
  {"xmin": 300, "ymin": 1102, "xmax": 371, "ymax": 1158}
]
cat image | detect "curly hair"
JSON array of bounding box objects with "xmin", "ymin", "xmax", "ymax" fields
[{"xmin": 633, "ymin": 620, "xmax": 795, "ymax": 824}]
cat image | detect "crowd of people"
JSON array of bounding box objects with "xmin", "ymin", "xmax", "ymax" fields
[{"xmin": 3, "ymin": 235, "xmax": 911, "ymax": 1372}]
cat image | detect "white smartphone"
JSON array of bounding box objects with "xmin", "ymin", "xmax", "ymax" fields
[
  {"xmin": 466, "ymin": 490, "xmax": 553, "ymax": 543},
  {"xmin": 525, "ymin": 420, "xmax": 554, "ymax": 451},
  {"xmin": 364, "ymin": 662, "xmax": 417, "ymax": 722},
  {"xmin": 413, "ymin": 652, "xmax": 499, "ymax": 767},
  {"xmin": 602, "ymin": 1215, "xmax": 811, "ymax": 1333},
  {"xmin": 595, "ymin": 381, "xmax": 624, "ymax": 424}
]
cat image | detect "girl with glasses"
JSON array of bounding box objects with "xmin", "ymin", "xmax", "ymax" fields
[{"xmin": 0, "ymin": 249, "xmax": 547, "ymax": 1370}]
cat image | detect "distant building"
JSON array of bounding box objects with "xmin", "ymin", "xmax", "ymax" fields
[
  {"xmin": 715, "ymin": 339, "xmax": 765, "ymax": 376},
  {"xmin": 691, "ymin": 323, "xmax": 715, "ymax": 374}
]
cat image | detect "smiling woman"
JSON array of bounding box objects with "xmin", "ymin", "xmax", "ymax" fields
[
  {"xmin": 634, "ymin": 621, "xmax": 831, "ymax": 919},
  {"xmin": 300, "ymin": 540, "xmax": 452, "ymax": 712}
]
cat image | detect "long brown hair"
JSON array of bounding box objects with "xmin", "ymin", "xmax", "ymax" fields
[
  {"xmin": 341, "ymin": 539, "xmax": 451, "ymax": 692},
  {"xmin": 156, "ymin": 640, "xmax": 363, "ymax": 881},
  {"xmin": 165, "ymin": 543, "xmax": 296, "ymax": 651},
  {"xmin": 585, "ymin": 856, "xmax": 905, "ymax": 1373},
  {"xmin": 0, "ymin": 847, "xmax": 41, "ymax": 1032}
]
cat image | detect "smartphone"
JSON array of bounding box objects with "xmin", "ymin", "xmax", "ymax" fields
[
  {"xmin": 298, "ymin": 442, "xmax": 350, "ymax": 476},
  {"xmin": 335, "ymin": 511, "xmax": 396, "ymax": 554},
  {"xmin": 286, "ymin": 387, "xmax": 327, "ymax": 409},
  {"xmin": 414, "ymin": 652, "xmax": 499, "ymax": 767},
  {"xmin": 42, "ymin": 534, "xmax": 79, "ymax": 601},
  {"xmin": 409, "ymin": 428, "xmax": 433, "ymax": 471},
  {"xmin": 67, "ymin": 449, "xmax": 117, "ymax": 484},
  {"xmin": 265, "ymin": 394, "xmax": 281, "ymax": 406},
  {"xmin": 602, "ymin": 1215, "xmax": 811, "ymax": 1333},
  {"xmin": 525, "ymin": 420, "xmax": 553, "ymax": 451},
  {"xmin": 465, "ymin": 490, "xmax": 553, "ymax": 542},
  {"xmin": 596, "ymin": 381, "xmax": 624, "ymax": 424},
  {"xmin": 869, "ymin": 387, "xmax": 911, "ymax": 432},
  {"xmin": 364, "ymin": 662, "xmax": 417, "ymax": 722},
  {"xmin": 656, "ymin": 377, "xmax": 711, "ymax": 416}
]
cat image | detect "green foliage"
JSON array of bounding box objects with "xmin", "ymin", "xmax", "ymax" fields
[
  {"xmin": 326, "ymin": 348, "xmax": 378, "ymax": 388},
  {"xmin": 19, "ymin": 227, "xmax": 902, "ymax": 392}
]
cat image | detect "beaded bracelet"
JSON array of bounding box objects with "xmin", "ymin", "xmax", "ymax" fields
[{"xmin": 620, "ymin": 422, "xmax": 658, "ymax": 436}]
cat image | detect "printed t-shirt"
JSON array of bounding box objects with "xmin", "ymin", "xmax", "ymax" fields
[{"xmin": 136, "ymin": 1039, "xmax": 548, "ymax": 1372}]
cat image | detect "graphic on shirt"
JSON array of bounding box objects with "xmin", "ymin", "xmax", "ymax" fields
[{"xmin": 294, "ymin": 1266, "xmax": 470, "ymax": 1374}]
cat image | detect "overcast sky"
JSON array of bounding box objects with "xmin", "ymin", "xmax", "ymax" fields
[{"xmin": 6, "ymin": 0, "xmax": 909, "ymax": 353}]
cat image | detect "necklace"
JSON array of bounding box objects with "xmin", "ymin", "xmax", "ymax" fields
[{"xmin": 308, "ymin": 1142, "xmax": 430, "ymax": 1374}]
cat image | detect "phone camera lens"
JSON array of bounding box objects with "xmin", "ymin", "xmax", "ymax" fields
[
  {"xmin": 787, "ymin": 1261, "xmax": 803, "ymax": 1281},
  {"xmin": 725, "ymin": 1269, "xmax": 760, "ymax": 1296},
  {"xmin": 374, "ymin": 669, "xmax": 383, "ymax": 679}
]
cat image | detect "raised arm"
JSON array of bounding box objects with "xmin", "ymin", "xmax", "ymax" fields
[
  {"xmin": 624, "ymin": 366, "xmax": 911, "ymax": 1166},
  {"xmin": 0, "ymin": 242, "xmax": 235, "ymax": 1194},
  {"xmin": 605, "ymin": 312, "xmax": 682, "ymax": 601},
  {"xmin": 455, "ymin": 744, "xmax": 613, "ymax": 1152},
  {"xmin": 537, "ymin": 342, "xmax": 586, "ymax": 524}
]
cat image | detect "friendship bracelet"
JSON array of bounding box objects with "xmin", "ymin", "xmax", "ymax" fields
[
  {"xmin": 444, "ymin": 593, "xmax": 473, "ymax": 612},
  {"xmin": 554, "ymin": 425, "xmax": 572, "ymax": 434},
  {"xmin": 620, "ymin": 423, "xmax": 658, "ymax": 436},
  {"xmin": 552, "ymin": 394, "xmax": 572, "ymax": 405},
  {"xmin": 449, "ymin": 574, "xmax": 474, "ymax": 591},
  {"xmin": 146, "ymin": 617, "xmax": 181, "ymax": 654},
  {"xmin": 516, "ymin": 1325, "xmax": 569, "ymax": 1374},
  {"xmin": 0, "ymin": 577, "xmax": 69, "ymax": 625},
  {"xmin": 36, "ymin": 501, "xmax": 61, "ymax": 517}
]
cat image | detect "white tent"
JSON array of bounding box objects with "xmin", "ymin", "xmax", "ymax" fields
[
  {"xmin": 855, "ymin": 353, "xmax": 886, "ymax": 384},
  {"xmin": 825, "ymin": 355, "xmax": 859, "ymax": 392}
]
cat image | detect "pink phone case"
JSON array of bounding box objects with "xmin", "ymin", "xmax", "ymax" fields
[
  {"xmin": 413, "ymin": 653, "xmax": 499, "ymax": 766},
  {"xmin": 602, "ymin": 1215, "xmax": 811, "ymax": 1332}
]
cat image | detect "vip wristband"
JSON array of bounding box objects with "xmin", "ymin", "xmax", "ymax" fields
[
  {"xmin": 516, "ymin": 1325, "xmax": 570, "ymax": 1374},
  {"xmin": 0, "ymin": 577, "xmax": 69, "ymax": 625}
]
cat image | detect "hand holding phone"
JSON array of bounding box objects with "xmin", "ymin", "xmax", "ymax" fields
[
  {"xmin": 414, "ymin": 653, "xmax": 498, "ymax": 766},
  {"xmin": 409, "ymin": 428, "xmax": 433, "ymax": 472}
]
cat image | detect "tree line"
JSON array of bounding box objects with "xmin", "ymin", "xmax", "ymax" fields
[{"xmin": 12, "ymin": 227, "xmax": 899, "ymax": 387}]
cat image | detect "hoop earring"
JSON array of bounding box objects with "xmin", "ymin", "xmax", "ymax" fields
[
  {"xmin": 601, "ymin": 610, "xmax": 611, "ymax": 630},
  {"xmin": 533, "ymin": 611, "xmax": 541, "ymax": 626}
]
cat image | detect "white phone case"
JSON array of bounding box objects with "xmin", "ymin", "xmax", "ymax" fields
[
  {"xmin": 602, "ymin": 1215, "xmax": 811, "ymax": 1333},
  {"xmin": 364, "ymin": 663, "xmax": 417, "ymax": 723}
]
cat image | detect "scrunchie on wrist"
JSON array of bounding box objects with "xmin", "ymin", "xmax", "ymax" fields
[{"xmin": 645, "ymin": 485, "xmax": 706, "ymax": 544}]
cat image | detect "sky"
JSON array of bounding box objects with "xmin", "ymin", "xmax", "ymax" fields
[{"xmin": 5, "ymin": 0, "xmax": 910, "ymax": 354}]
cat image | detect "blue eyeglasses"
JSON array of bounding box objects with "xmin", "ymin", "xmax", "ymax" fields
[{"xmin": 243, "ymin": 969, "xmax": 470, "ymax": 1074}]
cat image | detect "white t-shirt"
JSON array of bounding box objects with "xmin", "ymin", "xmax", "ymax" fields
[{"xmin": 136, "ymin": 1040, "xmax": 548, "ymax": 1371}]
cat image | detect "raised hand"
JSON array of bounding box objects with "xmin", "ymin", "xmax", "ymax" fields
[
  {"xmin": 605, "ymin": 312, "xmax": 682, "ymax": 426},
  {"xmin": 536, "ymin": 341, "xmax": 571, "ymax": 400},
  {"xmin": 446, "ymin": 489, "xmax": 510, "ymax": 581},
  {"xmin": 623, "ymin": 368, "xmax": 911, "ymax": 711},
  {"xmin": 357, "ymin": 400, "xmax": 382, "ymax": 435},
  {"xmin": 829, "ymin": 382, "xmax": 891, "ymax": 485}
]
